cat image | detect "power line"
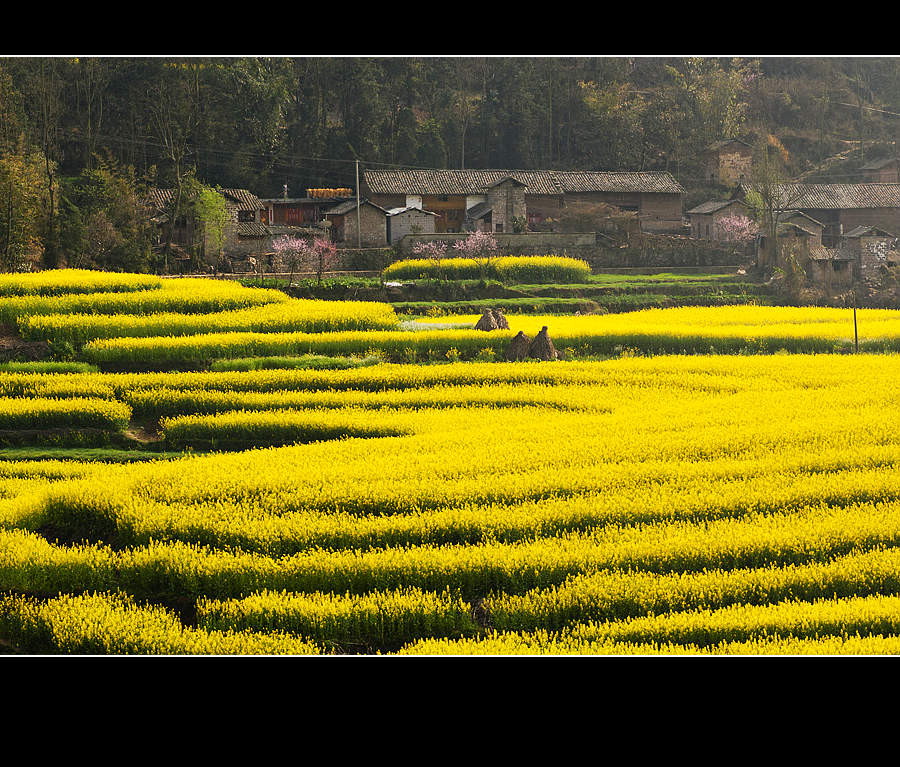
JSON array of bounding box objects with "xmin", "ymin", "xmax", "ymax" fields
[{"xmin": 836, "ymin": 102, "xmax": 900, "ymax": 118}]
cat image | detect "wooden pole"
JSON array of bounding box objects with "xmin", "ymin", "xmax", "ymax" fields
[
  {"xmin": 356, "ymin": 159, "xmax": 361, "ymax": 249},
  {"xmin": 853, "ymin": 288, "xmax": 859, "ymax": 353}
]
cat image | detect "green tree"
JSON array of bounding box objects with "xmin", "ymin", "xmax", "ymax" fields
[
  {"xmin": 0, "ymin": 141, "xmax": 51, "ymax": 272},
  {"xmin": 0, "ymin": 63, "xmax": 26, "ymax": 157},
  {"xmin": 58, "ymin": 159, "xmax": 154, "ymax": 272},
  {"xmin": 191, "ymin": 182, "xmax": 229, "ymax": 265}
]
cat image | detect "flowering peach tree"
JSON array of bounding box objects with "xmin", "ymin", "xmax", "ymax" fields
[
  {"xmin": 452, "ymin": 231, "xmax": 500, "ymax": 278},
  {"xmin": 273, "ymin": 235, "xmax": 338, "ymax": 285},
  {"xmin": 412, "ymin": 240, "xmax": 449, "ymax": 281},
  {"xmin": 717, "ymin": 214, "xmax": 759, "ymax": 244}
]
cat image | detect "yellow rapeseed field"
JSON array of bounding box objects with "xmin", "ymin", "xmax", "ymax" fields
[
  {"xmin": 6, "ymin": 272, "xmax": 900, "ymax": 654},
  {"xmin": 3, "ymin": 350, "xmax": 900, "ymax": 653}
]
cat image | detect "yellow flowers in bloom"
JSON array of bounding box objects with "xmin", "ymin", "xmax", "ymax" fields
[
  {"xmin": 420, "ymin": 305, "xmax": 900, "ymax": 354},
  {"xmin": 383, "ymin": 255, "xmax": 592, "ymax": 283},
  {"xmin": 0, "ymin": 269, "xmax": 162, "ymax": 297},
  {"xmin": 8, "ymin": 270, "xmax": 900, "ymax": 654},
  {"xmin": 4, "ymin": 351, "xmax": 900, "ymax": 652},
  {"xmin": 20, "ymin": 298, "xmax": 399, "ymax": 346},
  {"xmin": 0, "ymin": 278, "xmax": 288, "ymax": 326}
]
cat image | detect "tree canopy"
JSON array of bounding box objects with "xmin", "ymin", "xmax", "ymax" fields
[{"xmin": 2, "ymin": 56, "xmax": 900, "ymax": 270}]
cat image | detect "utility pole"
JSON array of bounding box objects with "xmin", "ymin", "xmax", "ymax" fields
[
  {"xmin": 853, "ymin": 286, "xmax": 859, "ymax": 353},
  {"xmin": 356, "ymin": 159, "xmax": 362, "ymax": 249}
]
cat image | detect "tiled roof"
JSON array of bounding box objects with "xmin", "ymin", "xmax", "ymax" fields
[
  {"xmin": 809, "ymin": 245, "xmax": 838, "ymax": 261},
  {"xmin": 777, "ymin": 222, "xmax": 818, "ymax": 237},
  {"xmin": 363, "ymin": 169, "xmax": 684, "ymax": 196},
  {"xmin": 843, "ymin": 225, "xmax": 897, "ymax": 238},
  {"xmin": 781, "ymin": 210, "xmax": 825, "ymax": 228},
  {"xmin": 145, "ymin": 187, "xmax": 266, "ymax": 213},
  {"xmin": 465, "ymin": 201, "xmax": 493, "ymax": 220},
  {"xmin": 218, "ymin": 188, "xmax": 266, "ymax": 211},
  {"xmin": 686, "ymin": 199, "xmax": 746, "ymax": 215},
  {"xmin": 705, "ymin": 138, "xmax": 753, "ymax": 152},
  {"xmin": 324, "ymin": 198, "xmax": 388, "ymax": 216},
  {"xmin": 554, "ymin": 171, "xmax": 684, "ymax": 194},
  {"xmin": 386, "ymin": 206, "xmax": 438, "ymax": 216},
  {"xmin": 236, "ymin": 222, "xmax": 271, "ymax": 238},
  {"xmin": 741, "ymin": 183, "xmax": 900, "ymax": 209},
  {"xmin": 145, "ymin": 187, "xmax": 175, "ymax": 213},
  {"xmin": 810, "ymin": 245, "xmax": 856, "ymax": 261}
]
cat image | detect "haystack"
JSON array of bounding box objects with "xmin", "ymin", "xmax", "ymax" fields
[
  {"xmin": 474, "ymin": 310, "xmax": 499, "ymax": 331},
  {"xmin": 504, "ymin": 331, "xmax": 532, "ymax": 361},
  {"xmin": 528, "ymin": 326, "xmax": 558, "ymax": 361},
  {"xmin": 491, "ymin": 309, "xmax": 510, "ymax": 329}
]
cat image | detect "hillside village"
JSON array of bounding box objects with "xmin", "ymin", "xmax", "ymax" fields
[{"xmin": 142, "ymin": 141, "xmax": 900, "ymax": 304}]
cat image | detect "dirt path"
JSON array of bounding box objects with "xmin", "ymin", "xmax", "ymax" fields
[{"xmin": 0, "ymin": 326, "xmax": 50, "ymax": 362}]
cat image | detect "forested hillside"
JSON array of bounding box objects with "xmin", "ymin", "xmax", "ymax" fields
[{"xmin": 2, "ymin": 56, "xmax": 900, "ymax": 271}]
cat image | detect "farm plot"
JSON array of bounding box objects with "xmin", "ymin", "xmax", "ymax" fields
[
  {"xmin": 416, "ymin": 305, "xmax": 900, "ymax": 355},
  {"xmin": 4, "ymin": 351, "xmax": 900, "ymax": 653},
  {"xmin": 5, "ymin": 271, "xmax": 900, "ymax": 655},
  {"xmin": 77, "ymin": 303, "xmax": 900, "ymax": 370}
]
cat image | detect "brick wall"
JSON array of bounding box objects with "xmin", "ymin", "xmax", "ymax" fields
[{"xmin": 339, "ymin": 205, "xmax": 387, "ymax": 248}]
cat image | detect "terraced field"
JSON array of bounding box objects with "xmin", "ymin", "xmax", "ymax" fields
[{"xmin": 3, "ymin": 268, "xmax": 900, "ymax": 655}]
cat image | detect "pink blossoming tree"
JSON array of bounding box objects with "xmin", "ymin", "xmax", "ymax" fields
[
  {"xmin": 412, "ymin": 240, "xmax": 449, "ymax": 281},
  {"xmin": 452, "ymin": 230, "xmax": 500, "ymax": 278},
  {"xmin": 272, "ymin": 234, "xmax": 338, "ymax": 285},
  {"xmin": 717, "ymin": 214, "xmax": 759, "ymax": 244}
]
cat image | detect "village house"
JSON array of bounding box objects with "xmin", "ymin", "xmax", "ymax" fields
[
  {"xmin": 700, "ymin": 139, "xmax": 754, "ymax": 186},
  {"xmin": 838, "ymin": 225, "xmax": 900, "ymax": 280},
  {"xmin": 386, "ymin": 206, "xmax": 438, "ymax": 245},
  {"xmin": 145, "ymin": 186, "xmax": 271, "ymax": 262},
  {"xmin": 779, "ymin": 211, "xmax": 826, "ymax": 248},
  {"xmin": 323, "ymin": 198, "xmax": 389, "ymax": 248},
  {"xmin": 361, "ymin": 168, "xmax": 685, "ymax": 235},
  {"xmin": 217, "ymin": 188, "xmax": 271, "ymax": 258},
  {"xmin": 859, "ymin": 157, "xmax": 900, "ymax": 184},
  {"xmin": 757, "ymin": 222, "xmax": 817, "ymax": 271},
  {"xmin": 758, "ymin": 221, "xmax": 854, "ymax": 291},
  {"xmin": 736, "ymin": 182, "xmax": 900, "ymax": 248},
  {"xmin": 808, "ymin": 246, "xmax": 855, "ymax": 292},
  {"xmin": 686, "ymin": 199, "xmax": 751, "ymax": 240},
  {"xmin": 259, "ymin": 188, "xmax": 355, "ymax": 227}
]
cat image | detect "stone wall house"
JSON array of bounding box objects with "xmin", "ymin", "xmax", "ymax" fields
[
  {"xmin": 146, "ymin": 186, "xmax": 270, "ymax": 263},
  {"xmin": 758, "ymin": 221, "xmax": 855, "ymax": 290},
  {"xmin": 757, "ymin": 222, "xmax": 817, "ymax": 271},
  {"xmin": 144, "ymin": 187, "xmax": 197, "ymax": 253},
  {"xmin": 687, "ymin": 199, "xmax": 751, "ymax": 240},
  {"xmin": 839, "ymin": 225, "xmax": 900, "ymax": 281},
  {"xmin": 859, "ymin": 158, "xmax": 900, "ymax": 184},
  {"xmin": 218, "ymin": 189, "xmax": 271, "ymax": 259},
  {"xmin": 386, "ymin": 206, "xmax": 437, "ymax": 245},
  {"xmin": 780, "ymin": 211, "xmax": 826, "ymax": 248},
  {"xmin": 701, "ymin": 139, "xmax": 754, "ymax": 186},
  {"xmin": 324, "ymin": 198, "xmax": 388, "ymax": 247},
  {"xmin": 362, "ymin": 168, "xmax": 685, "ymax": 235},
  {"xmin": 808, "ymin": 246, "xmax": 855, "ymax": 291}
]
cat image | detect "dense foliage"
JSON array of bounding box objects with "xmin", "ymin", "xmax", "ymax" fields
[{"xmin": 2, "ymin": 56, "xmax": 900, "ymax": 271}]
